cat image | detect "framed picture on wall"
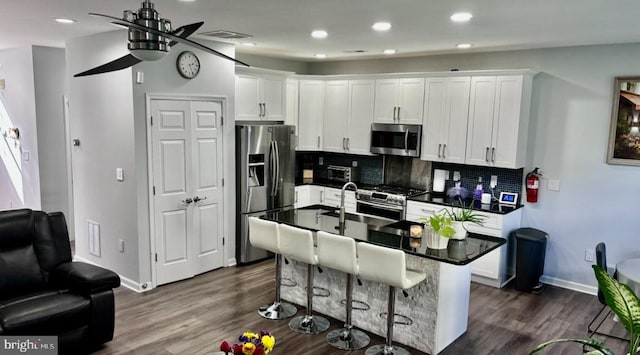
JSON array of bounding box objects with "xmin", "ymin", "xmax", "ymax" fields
[{"xmin": 607, "ymin": 76, "xmax": 640, "ymax": 166}]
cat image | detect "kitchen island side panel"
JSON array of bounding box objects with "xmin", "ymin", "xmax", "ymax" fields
[{"xmin": 280, "ymin": 254, "xmax": 471, "ymax": 354}]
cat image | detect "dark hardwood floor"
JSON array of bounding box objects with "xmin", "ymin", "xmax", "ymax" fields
[{"xmin": 92, "ymin": 260, "xmax": 630, "ymax": 355}]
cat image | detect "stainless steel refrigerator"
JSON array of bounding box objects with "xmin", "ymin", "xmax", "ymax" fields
[{"xmin": 236, "ymin": 124, "xmax": 295, "ymax": 263}]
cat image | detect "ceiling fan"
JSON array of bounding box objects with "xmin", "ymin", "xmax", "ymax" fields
[{"xmin": 74, "ymin": 0, "xmax": 249, "ymax": 77}]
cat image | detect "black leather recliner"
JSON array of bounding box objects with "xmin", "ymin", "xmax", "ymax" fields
[{"xmin": 0, "ymin": 209, "xmax": 121, "ymax": 353}]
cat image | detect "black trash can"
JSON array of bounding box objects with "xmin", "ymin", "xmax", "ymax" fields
[{"xmin": 512, "ymin": 228, "xmax": 548, "ymax": 293}]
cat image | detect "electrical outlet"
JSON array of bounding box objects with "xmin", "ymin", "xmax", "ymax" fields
[
  {"xmin": 548, "ymin": 179, "xmax": 560, "ymax": 191},
  {"xmin": 453, "ymin": 171, "xmax": 461, "ymax": 181},
  {"xmin": 118, "ymin": 239, "xmax": 125, "ymax": 253},
  {"xmin": 585, "ymin": 249, "xmax": 594, "ymax": 262},
  {"xmin": 490, "ymin": 175, "xmax": 498, "ymax": 188},
  {"xmin": 318, "ymin": 157, "xmax": 324, "ymax": 165},
  {"xmin": 352, "ymin": 161, "xmax": 358, "ymax": 167}
]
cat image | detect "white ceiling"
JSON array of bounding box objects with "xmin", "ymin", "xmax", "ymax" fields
[{"xmin": 1, "ymin": 0, "xmax": 640, "ymax": 61}]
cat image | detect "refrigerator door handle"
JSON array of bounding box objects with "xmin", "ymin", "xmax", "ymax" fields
[
  {"xmin": 274, "ymin": 141, "xmax": 280, "ymax": 194},
  {"xmin": 269, "ymin": 141, "xmax": 276, "ymax": 196}
]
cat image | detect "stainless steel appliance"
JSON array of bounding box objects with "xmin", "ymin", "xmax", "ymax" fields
[
  {"xmin": 327, "ymin": 165, "xmax": 360, "ymax": 183},
  {"xmin": 370, "ymin": 123, "xmax": 422, "ymax": 157},
  {"xmin": 236, "ymin": 124, "xmax": 295, "ymax": 263},
  {"xmin": 356, "ymin": 185, "xmax": 427, "ymax": 220}
]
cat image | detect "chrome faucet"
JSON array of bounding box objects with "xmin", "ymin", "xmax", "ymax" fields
[{"xmin": 339, "ymin": 182, "xmax": 357, "ymax": 234}]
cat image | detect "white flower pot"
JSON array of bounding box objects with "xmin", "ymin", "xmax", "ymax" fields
[
  {"xmin": 450, "ymin": 221, "xmax": 468, "ymax": 240},
  {"xmin": 425, "ymin": 227, "xmax": 449, "ymax": 249}
]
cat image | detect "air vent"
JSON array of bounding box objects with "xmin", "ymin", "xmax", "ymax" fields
[{"xmin": 200, "ymin": 30, "xmax": 253, "ymax": 40}]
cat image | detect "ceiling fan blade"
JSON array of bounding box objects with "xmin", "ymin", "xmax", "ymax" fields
[
  {"xmin": 90, "ymin": 13, "xmax": 250, "ymax": 67},
  {"xmin": 74, "ymin": 54, "xmax": 142, "ymax": 77},
  {"xmin": 169, "ymin": 21, "xmax": 204, "ymax": 46},
  {"xmin": 74, "ymin": 21, "xmax": 204, "ymax": 77}
]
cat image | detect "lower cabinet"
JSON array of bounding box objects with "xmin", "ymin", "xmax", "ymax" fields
[
  {"xmin": 294, "ymin": 185, "xmax": 323, "ymax": 208},
  {"xmin": 322, "ymin": 187, "xmax": 356, "ymax": 213},
  {"xmin": 294, "ymin": 185, "xmax": 356, "ymax": 212},
  {"xmin": 406, "ymin": 200, "xmax": 522, "ymax": 288}
]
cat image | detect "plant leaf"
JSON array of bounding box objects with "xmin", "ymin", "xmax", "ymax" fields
[
  {"xmin": 594, "ymin": 265, "xmax": 640, "ymax": 335},
  {"xmin": 529, "ymin": 338, "xmax": 613, "ymax": 355}
]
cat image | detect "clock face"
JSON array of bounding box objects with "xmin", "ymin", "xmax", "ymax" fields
[{"xmin": 176, "ymin": 51, "xmax": 200, "ymax": 79}]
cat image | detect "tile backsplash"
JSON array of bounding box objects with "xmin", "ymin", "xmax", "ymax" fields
[
  {"xmin": 431, "ymin": 162, "xmax": 524, "ymax": 200},
  {"xmin": 296, "ymin": 152, "xmax": 383, "ymax": 185}
]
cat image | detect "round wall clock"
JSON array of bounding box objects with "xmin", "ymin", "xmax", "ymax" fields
[{"xmin": 176, "ymin": 51, "xmax": 200, "ymax": 79}]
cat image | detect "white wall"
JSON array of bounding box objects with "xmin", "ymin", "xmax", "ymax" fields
[
  {"xmin": 33, "ymin": 46, "xmax": 69, "ymax": 220},
  {"xmin": 131, "ymin": 41, "xmax": 236, "ymax": 287},
  {"xmin": 308, "ymin": 43, "xmax": 640, "ymax": 291},
  {"xmin": 0, "ymin": 46, "xmax": 41, "ymax": 210},
  {"xmin": 66, "ymin": 31, "xmax": 139, "ymax": 282},
  {"xmin": 66, "ymin": 30, "xmax": 236, "ymax": 289}
]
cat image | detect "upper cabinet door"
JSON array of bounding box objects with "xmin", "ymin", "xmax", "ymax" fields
[
  {"xmin": 298, "ymin": 80, "xmax": 324, "ymax": 151},
  {"xmin": 323, "ymin": 80, "xmax": 349, "ymax": 153},
  {"xmin": 397, "ymin": 78, "xmax": 425, "ymax": 124},
  {"xmin": 491, "ymin": 76, "xmax": 525, "ymax": 168},
  {"xmin": 235, "ymin": 74, "xmax": 261, "ymax": 121},
  {"xmin": 347, "ymin": 80, "xmax": 375, "ymax": 155},
  {"xmin": 285, "ymin": 79, "xmax": 299, "ymax": 147},
  {"xmin": 262, "ymin": 76, "xmax": 285, "ymax": 121},
  {"xmin": 422, "ymin": 78, "xmax": 448, "ymax": 161},
  {"xmin": 235, "ymin": 72, "xmax": 286, "ymax": 121},
  {"xmin": 466, "ymin": 76, "xmax": 497, "ymax": 166},
  {"xmin": 442, "ymin": 76, "xmax": 471, "ymax": 164},
  {"xmin": 373, "ymin": 79, "xmax": 400, "ymax": 123}
]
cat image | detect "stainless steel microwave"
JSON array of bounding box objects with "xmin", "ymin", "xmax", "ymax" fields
[{"xmin": 370, "ymin": 123, "xmax": 422, "ymax": 157}]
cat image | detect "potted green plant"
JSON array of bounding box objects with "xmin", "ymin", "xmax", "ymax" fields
[
  {"xmin": 418, "ymin": 213, "xmax": 455, "ymax": 249},
  {"xmin": 442, "ymin": 202, "xmax": 485, "ymax": 240},
  {"xmin": 530, "ymin": 265, "xmax": 640, "ymax": 355}
]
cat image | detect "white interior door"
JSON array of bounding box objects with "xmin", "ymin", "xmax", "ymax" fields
[{"xmin": 151, "ymin": 99, "xmax": 224, "ymax": 286}]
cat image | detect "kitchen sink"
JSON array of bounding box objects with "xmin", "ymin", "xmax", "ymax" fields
[{"xmin": 321, "ymin": 211, "xmax": 394, "ymax": 227}]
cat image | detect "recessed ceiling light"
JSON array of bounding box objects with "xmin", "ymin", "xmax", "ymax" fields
[
  {"xmin": 372, "ymin": 22, "xmax": 392, "ymax": 31},
  {"xmin": 54, "ymin": 18, "xmax": 76, "ymax": 24},
  {"xmin": 241, "ymin": 42, "xmax": 257, "ymax": 47},
  {"xmin": 450, "ymin": 12, "xmax": 473, "ymax": 22},
  {"xmin": 311, "ymin": 30, "xmax": 328, "ymax": 39},
  {"xmin": 383, "ymin": 49, "xmax": 397, "ymax": 55},
  {"xmin": 456, "ymin": 43, "xmax": 473, "ymax": 49},
  {"xmin": 315, "ymin": 53, "xmax": 327, "ymax": 59}
]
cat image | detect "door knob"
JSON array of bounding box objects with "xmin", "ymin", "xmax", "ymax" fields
[
  {"xmin": 193, "ymin": 196, "xmax": 207, "ymax": 203},
  {"xmin": 181, "ymin": 198, "xmax": 193, "ymax": 204}
]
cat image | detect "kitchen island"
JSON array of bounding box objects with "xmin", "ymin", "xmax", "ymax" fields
[{"xmin": 263, "ymin": 206, "xmax": 505, "ymax": 354}]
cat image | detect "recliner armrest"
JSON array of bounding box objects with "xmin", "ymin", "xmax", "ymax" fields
[{"xmin": 53, "ymin": 262, "xmax": 120, "ymax": 294}]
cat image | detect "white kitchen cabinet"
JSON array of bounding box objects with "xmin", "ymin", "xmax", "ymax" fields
[
  {"xmin": 323, "ymin": 80, "xmax": 375, "ymax": 155},
  {"xmin": 465, "ymin": 75, "xmax": 533, "ymax": 168},
  {"xmin": 286, "ymin": 79, "xmax": 299, "ymax": 134},
  {"xmin": 297, "ymin": 80, "xmax": 324, "ymax": 151},
  {"xmin": 405, "ymin": 200, "xmax": 522, "ymax": 288},
  {"xmin": 322, "ymin": 187, "xmax": 356, "ymax": 213},
  {"xmin": 236, "ymin": 72, "xmax": 285, "ymax": 121},
  {"xmin": 374, "ymin": 77, "xmax": 425, "ymax": 124},
  {"xmin": 421, "ymin": 77, "xmax": 471, "ymax": 164},
  {"xmin": 295, "ymin": 185, "xmax": 323, "ymax": 208}
]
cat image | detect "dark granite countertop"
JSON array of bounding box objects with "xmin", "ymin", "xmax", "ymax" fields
[
  {"xmin": 262, "ymin": 205, "xmax": 505, "ymax": 266},
  {"xmin": 408, "ymin": 193, "xmax": 523, "ymax": 215},
  {"xmin": 295, "ymin": 179, "xmax": 377, "ymax": 190}
]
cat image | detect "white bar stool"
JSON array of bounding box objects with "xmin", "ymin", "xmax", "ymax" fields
[
  {"xmin": 317, "ymin": 231, "xmax": 370, "ymax": 350},
  {"xmin": 278, "ymin": 223, "xmax": 330, "ymax": 335},
  {"xmin": 357, "ymin": 242, "xmax": 427, "ymax": 355},
  {"xmin": 248, "ymin": 217, "xmax": 297, "ymax": 320}
]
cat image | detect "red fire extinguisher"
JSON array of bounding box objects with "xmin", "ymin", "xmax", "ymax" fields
[{"xmin": 526, "ymin": 167, "xmax": 541, "ymax": 203}]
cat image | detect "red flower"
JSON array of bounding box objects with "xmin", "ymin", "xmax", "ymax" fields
[
  {"xmin": 233, "ymin": 344, "xmax": 243, "ymax": 355},
  {"xmin": 220, "ymin": 341, "xmax": 232, "ymax": 353},
  {"xmin": 254, "ymin": 346, "xmax": 265, "ymax": 355}
]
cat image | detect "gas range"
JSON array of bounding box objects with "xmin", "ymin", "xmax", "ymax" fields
[{"xmin": 357, "ymin": 185, "xmax": 428, "ymax": 206}]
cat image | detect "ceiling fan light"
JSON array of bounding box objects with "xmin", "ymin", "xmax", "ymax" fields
[{"xmin": 129, "ymin": 49, "xmax": 168, "ymax": 61}]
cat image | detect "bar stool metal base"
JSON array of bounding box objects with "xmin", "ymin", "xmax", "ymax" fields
[
  {"xmin": 257, "ymin": 301, "xmax": 297, "ymax": 320},
  {"xmin": 326, "ymin": 327, "xmax": 370, "ymax": 350},
  {"xmin": 289, "ymin": 315, "xmax": 330, "ymax": 335},
  {"xmin": 365, "ymin": 344, "xmax": 411, "ymax": 355}
]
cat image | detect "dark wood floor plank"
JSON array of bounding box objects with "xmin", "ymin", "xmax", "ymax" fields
[{"xmin": 91, "ymin": 260, "xmax": 630, "ymax": 355}]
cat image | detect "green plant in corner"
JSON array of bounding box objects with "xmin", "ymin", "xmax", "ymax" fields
[
  {"xmin": 444, "ymin": 200, "xmax": 485, "ymax": 225},
  {"xmin": 418, "ymin": 213, "xmax": 456, "ymax": 238},
  {"xmin": 529, "ymin": 265, "xmax": 640, "ymax": 355}
]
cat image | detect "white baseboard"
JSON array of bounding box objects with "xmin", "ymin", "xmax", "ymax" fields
[
  {"xmin": 227, "ymin": 257, "xmax": 237, "ymax": 267},
  {"xmin": 540, "ymin": 275, "xmax": 597, "ymax": 295},
  {"xmin": 73, "ymin": 255, "xmax": 149, "ymax": 293}
]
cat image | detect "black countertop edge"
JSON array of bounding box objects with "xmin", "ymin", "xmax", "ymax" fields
[
  {"xmin": 296, "ymin": 180, "xmax": 376, "ymax": 190},
  {"xmin": 263, "ymin": 205, "xmax": 506, "ymax": 266},
  {"xmin": 407, "ymin": 194, "xmax": 523, "ymax": 215}
]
